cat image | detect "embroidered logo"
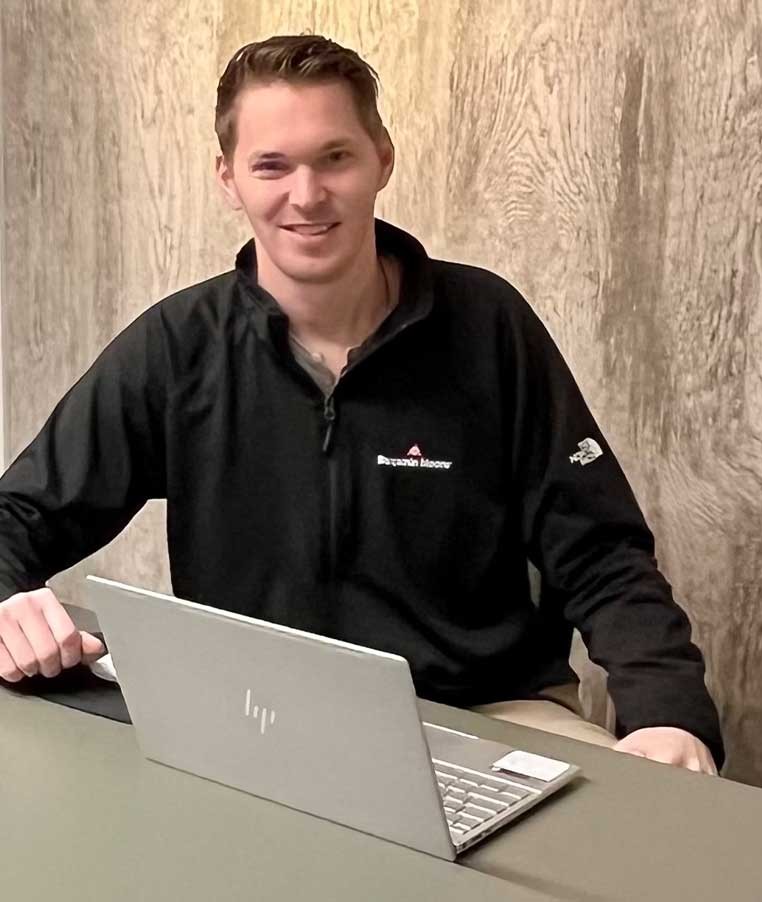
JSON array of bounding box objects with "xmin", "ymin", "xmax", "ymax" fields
[
  {"xmin": 377, "ymin": 443, "xmax": 453, "ymax": 470},
  {"xmin": 570, "ymin": 438, "xmax": 603, "ymax": 466}
]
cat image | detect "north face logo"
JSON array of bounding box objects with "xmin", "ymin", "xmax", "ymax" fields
[{"xmin": 570, "ymin": 438, "xmax": 604, "ymax": 466}]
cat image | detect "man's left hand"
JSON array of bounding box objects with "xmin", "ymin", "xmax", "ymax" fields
[{"xmin": 613, "ymin": 727, "xmax": 718, "ymax": 775}]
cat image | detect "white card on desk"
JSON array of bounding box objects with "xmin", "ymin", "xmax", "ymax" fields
[
  {"xmin": 89, "ymin": 653, "xmax": 119, "ymax": 683},
  {"xmin": 491, "ymin": 750, "xmax": 570, "ymax": 782}
]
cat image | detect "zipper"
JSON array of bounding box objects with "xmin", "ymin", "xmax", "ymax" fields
[
  {"xmin": 322, "ymin": 394, "xmax": 336, "ymax": 453},
  {"xmin": 316, "ymin": 299, "xmax": 426, "ymax": 584},
  {"xmin": 322, "ymin": 394, "xmax": 339, "ymax": 583}
]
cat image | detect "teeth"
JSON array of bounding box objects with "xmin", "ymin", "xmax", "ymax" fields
[{"xmin": 288, "ymin": 224, "xmax": 333, "ymax": 235}]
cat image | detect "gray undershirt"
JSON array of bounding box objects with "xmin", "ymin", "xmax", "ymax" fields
[
  {"xmin": 288, "ymin": 255, "xmax": 399, "ymax": 396},
  {"xmin": 288, "ymin": 336, "xmax": 360, "ymax": 396}
]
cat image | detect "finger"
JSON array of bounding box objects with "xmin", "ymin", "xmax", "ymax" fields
[
  {"xmin": 679, "ymin": 756, "xmax": 717, "ymax": 775},
  {"xmin": 80, "ymin": 631, "xmax": 106, "ymax": 664},
  {"xmin": 0, "ymin": 639, "xmax": 24, "ymax": 682},
  {"xmin": 699, "ymin": 754, "xmax": 719, "ymax": 777},
  {"xmin": 614, "ymin": 746, "xmax": 647, "ymax": 758},
  {"xmin": 0, "ymin": 617, "xmax": 39, "ymax": 677},
  {"xmin": 643, "ymin": 751, "xmax": 682, "ymax": 766},
  {"xmin": 37, "ymin": 589, "xmax": 83, "ymax": 669},
  {"xmin": 16, "ymin": 593, "xmax": 63, "ymax": 678},
  {"xmin": 618, "ymin": 744, "xmax": 681, "ymax": 766},
  {"xmin": 612, "ymin": 739, "xmax": 647, "ymax": 757}
]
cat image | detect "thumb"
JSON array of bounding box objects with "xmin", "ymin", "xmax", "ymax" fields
[
  {"xmin": 613, "ymin": 738, "xmax": 647, "ymax": 757},
  {"xmin": 618, "ymin": 748, "xmax": 647, "ymax": 758},
  {"xmin": 79, "ymin": 630, "xmax": 106, "ymax": 664}
]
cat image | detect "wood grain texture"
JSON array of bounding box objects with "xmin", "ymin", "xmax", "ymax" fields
[{"xmin": 2, "ymin": 0, "xmax": 761, "ymax": 782}]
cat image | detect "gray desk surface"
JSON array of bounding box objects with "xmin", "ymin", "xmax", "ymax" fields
[{"xmin": 2, "ymin": 687, "xmax": 761, "ymax": 902}]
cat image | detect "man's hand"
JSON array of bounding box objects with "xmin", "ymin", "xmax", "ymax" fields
[
  {"xmin": 0, "ymin": 588, "xmax": 105, "ymax": 681},
  {"xmin": 613, "ymin": 726, "xmax": 718, "ymax": 775}
]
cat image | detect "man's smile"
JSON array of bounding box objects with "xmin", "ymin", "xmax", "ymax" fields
[{"xmin": 281, "ymin": 222, "xmax": 340, "ymax": 237}]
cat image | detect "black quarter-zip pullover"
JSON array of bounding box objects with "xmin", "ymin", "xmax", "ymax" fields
[{"xmin": 0, "ymin": 219, "xmax": 724, "ymax": 765}]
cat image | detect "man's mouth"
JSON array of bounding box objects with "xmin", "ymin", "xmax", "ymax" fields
[{"xmin": 281, "ymin": 222, "xmax": 339, "ymax": 236}]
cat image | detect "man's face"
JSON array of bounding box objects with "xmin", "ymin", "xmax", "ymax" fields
[{"xmin": 216, "ymin": 80, "xmax": 394, "ymax": 286}]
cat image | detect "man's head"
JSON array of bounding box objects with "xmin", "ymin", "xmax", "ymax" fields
[{"xmin": 214, "ymin": 35, "xmax": 394, "ymax": 288}]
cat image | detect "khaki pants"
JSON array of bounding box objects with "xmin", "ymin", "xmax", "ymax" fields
[{"xmin": 470, "ymin": 683, "xmax": 618, "ymax": 749}]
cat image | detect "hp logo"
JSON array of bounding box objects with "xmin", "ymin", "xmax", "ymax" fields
[{"xmin": 244, "ymin": 688, "xmax": 276, "ymax": 734}]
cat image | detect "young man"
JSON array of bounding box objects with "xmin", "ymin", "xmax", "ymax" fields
[{"xmin": 0, "ymin": 36, "xmax": 722, "ymax": 773}]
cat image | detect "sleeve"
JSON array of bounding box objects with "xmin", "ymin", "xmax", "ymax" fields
[
  {"xmin": 0, "ymin": 307, "xmax": 167, "ymax": 602},
  {"xmin": 505, "ymin": 295, "xmax": 724, "ymax": 767}
]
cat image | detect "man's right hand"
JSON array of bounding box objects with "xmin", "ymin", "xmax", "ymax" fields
[{"xmin": 0, "ymin": 587, "xmax": 105, "ymax": 681}]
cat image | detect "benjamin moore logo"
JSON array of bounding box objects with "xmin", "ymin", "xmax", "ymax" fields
[
  {"xmin": 569, "ymin": 438, "xmax": 604, "ymax": 467},
  {"xmin": 244, "ymin": 689, "xmax": 277, "ymax": 734},
  {"xmin": 377, "ymin": 442, "xmax": 453, "ymax": 470}
]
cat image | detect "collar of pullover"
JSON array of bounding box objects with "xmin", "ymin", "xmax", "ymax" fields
[{"xmin": 233, "ymin": 218, "xmax": 435, "ymax": 349}]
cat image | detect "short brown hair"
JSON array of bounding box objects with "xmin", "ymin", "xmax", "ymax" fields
[{"xmin": 215, "ymin": 34, "xmax": 385, "ymax": 158}]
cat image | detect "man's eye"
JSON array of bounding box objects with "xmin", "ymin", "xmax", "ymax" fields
[
  {"xmin": 252, "ymin": 162, "xmax": 284, "ymax": 173},
  {"xmin": 327, "ymin": 150, "xmax": 349, "ymax": 163}
]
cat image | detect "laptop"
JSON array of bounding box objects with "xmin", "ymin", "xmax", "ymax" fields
[{"xmin": 85, "ymin": 575, "xmax": 580, "ymax": 860}]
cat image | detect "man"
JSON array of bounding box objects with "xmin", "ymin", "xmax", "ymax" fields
[{"xmin": 0, "ymin": 35, "xmax": 722, "ymax": 773}]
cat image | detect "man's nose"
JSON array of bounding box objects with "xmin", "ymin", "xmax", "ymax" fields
[{"xmin": 289, "ymin": 166, "xmax": 328, "ymax": 210}]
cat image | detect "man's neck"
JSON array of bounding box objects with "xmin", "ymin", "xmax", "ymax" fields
[{"xmin": 255, "ymin": 239, "xmax": 395, "ymax": 355}]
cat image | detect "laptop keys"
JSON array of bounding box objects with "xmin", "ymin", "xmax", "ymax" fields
[
  {"xmin": 461, "ymin": 805, "xmax": 490, "ymax": 822},
  {"xmin": 468, "ymin": 793, "xmax": 509, "ymax": 814},
  {"xmin": 458, "ymin": 813, "xmax": 485, "ymax": 829},
  {"xmin": 436, "ymin": 763, "xmax": 533, "ymax": 799},
  {"xmin": 435, "ymin": 759, "xmax": 539, "ymax": 839},
  {"xmin": 480, "ymin": 775, "xmax": 525, "ymax": 795}
]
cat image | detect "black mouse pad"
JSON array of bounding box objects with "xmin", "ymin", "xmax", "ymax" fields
[{"xmin": 0, "ymin": 632, "xmax": 132, "ymax": 724}]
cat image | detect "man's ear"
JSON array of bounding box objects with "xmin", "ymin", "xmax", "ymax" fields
[
  {"xmin": 376, "ymin": 128, "xmax": 395, "ymax": 191},
  {"xmin": 215, "ymin": 154, "xmax": 243, "ymax": 211}
]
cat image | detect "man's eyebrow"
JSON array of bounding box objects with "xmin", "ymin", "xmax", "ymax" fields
[{"xmin": 248, "ymin": 139, "xmax": 354, "ymax": 163}]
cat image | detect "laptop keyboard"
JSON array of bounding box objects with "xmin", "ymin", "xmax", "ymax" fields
[{"xmin": 433, "ymin": 759, "xmax": 538, "ymax": 839}]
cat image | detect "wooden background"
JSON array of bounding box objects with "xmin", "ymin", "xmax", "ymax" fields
[{"xmin": 2, "ymin": 0, "xmax": 761, "ymax": 783}]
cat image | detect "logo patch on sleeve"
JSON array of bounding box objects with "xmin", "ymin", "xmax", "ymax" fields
[{"xmin": 569, "ymin": 438, "xmax": 603, "ymax": 466}]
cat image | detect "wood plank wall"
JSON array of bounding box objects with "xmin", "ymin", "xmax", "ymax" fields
[{"xmin": 2, "ymin": 0, "xmax": 761, "ymax": 784}]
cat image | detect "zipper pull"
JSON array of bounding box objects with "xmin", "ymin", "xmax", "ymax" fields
[{"xmin": 322, "ymin": 395, "xmax": 336, "ymax": 453}]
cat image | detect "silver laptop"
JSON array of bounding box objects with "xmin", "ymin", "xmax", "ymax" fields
[{"xmin": 86, "ymin": 576, "xmax": 580, "ymax": 860}]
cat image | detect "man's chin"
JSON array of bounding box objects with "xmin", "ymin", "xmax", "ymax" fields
[
  {"xmin": 274, "ymin": 255, "xmax": 350, "ymax": 286},
  {"xmin": 253, "ymin": 230, "xmax": 367, "ymax": 287}
]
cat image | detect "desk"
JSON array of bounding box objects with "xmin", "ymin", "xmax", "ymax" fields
[{"xmin": 2, "ymin": 690, "xmax": 760, "ymax": 902}]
